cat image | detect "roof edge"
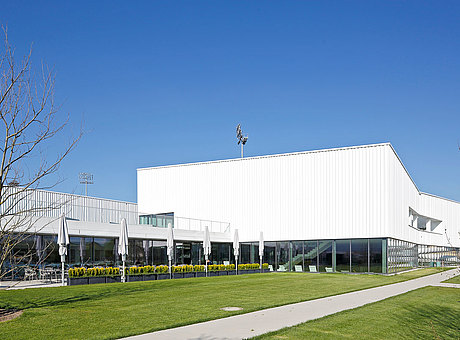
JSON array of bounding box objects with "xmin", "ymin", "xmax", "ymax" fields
[
  {"xmin": 137, "ymin": 142, "xmax": 392, "ymax": 171},
  {"xmin": 420, "ymin": 192, "xmax": 460, "ymax": 205}
]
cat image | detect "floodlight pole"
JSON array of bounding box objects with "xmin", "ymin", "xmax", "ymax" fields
[{"xmin": 241, "ymin": 142, "xmax": 244, "ymax": 158}]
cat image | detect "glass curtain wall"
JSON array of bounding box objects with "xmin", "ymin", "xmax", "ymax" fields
[
  {"xmin": 318, "ymin": 240, "xmax": 332, "ymax": 272},
  {"xmin": 351, "ymin": 239, "xmax": 368, "ymax": 272},
  {"xmin": 291, "ymin": 241, "xmax": 304, "ymax": 271},
  {"xmin": 388, "ymin": 238, "xmax": 418, "ymax": 273},
  {"xmin": 277, "ymin": 242, "xmax": 290, "ymax": 271},
  {"xmin": 304, "ymin": 241, "xmax": 318, "ymax": 272},
  {"xmin": 263, "ymin": 242, "xmax": 276, "ymax": 270},
  {"xmin": 335, "ymin": 240, "xmax": 350, "ymax": 272},
  {"xmin": 369, "ymin": 238, "xmax": 384, "ymax": 273}
]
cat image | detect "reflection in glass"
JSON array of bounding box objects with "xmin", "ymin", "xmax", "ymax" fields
[
  {"xmin": 263, "ymin": 242, "xmax": 276, "ymax": 270},
  {"xmin": 291, "ymin": 241, "xmax": 304, "ymax": 271},
  {"xmin": 277, "ymin": 242, "xmax": 290, "ymax": 271},
  {"xmin": 336, "ymin": 240, "xmax": 350, "ymax": 272},
  {"xmin": 351, "ymin": 239, "xmax": 368, "ymax": 272},
  {"xmin": 304, "ymin": 241, "xmax": 318, "ymax": 272},
  {"xmin": 318, "ymin": 240, "xmax": 332, "ymax": 272}
]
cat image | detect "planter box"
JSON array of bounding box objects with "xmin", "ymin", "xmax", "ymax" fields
[
  {"xmin": 88, "ymin": 276, "xmax": 106, "ymax": 284},
  {"xmin": 143, "ymin": 274, "xmax": 156, "ymax": 282},
  {"xmin": 105, "ymin": 276, "xmax": 121, "ymax": 283},
  {"xmin": 227, "ymin": 270, "xmax": 236, "ymax": 275},
  {"xmin": 195, "ymin": 272, "xmax": 206, "ymax": 278},
  {"xmin": 183, "ymin": 272, "xmax": 194, "ymax": 279},
  {"xmin": 156, "ymin": 273, "xmax": 170, "ymax": 280},
  {"xmin": 127, "ymin": 275, "xmax": 143, "ymax": 282},
  {"xmin": 218, "ymin": 271, "xmax": 228, "ymax": 276},
  {"xmin": 67, "ymin": 277, "xmax": 88, "ymax": 286},
  {"xmin": 209, "ymin": 271, "xmax": 219, "ymax": 277},
  {"xmin": 173, "ymin": 273, "xmax": 184, "ymax": 279}
]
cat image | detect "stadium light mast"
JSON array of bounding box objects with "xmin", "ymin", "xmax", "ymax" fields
[
  {"xmin": 236, "ymin": 124, "xmax": 248, "ymax": 158},
  {"xmin": 79, "ymin": 172, "xmax": 94, "ymax": 196}
]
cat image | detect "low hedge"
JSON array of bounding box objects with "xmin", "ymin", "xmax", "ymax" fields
[
  {"xmin": 238, "ymin": 263, "xmax": 268, "ymax": 271},
  {"xmin": 69, "ymin": 263, "xmax": 266, "ymax": 278}
]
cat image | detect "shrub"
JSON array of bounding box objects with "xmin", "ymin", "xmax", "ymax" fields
[
  {"xmin": 184, "ymin": 265, "xmax": 193, "ymax": 272},
  {"xmin": 226, "ymin": 264, "xmax": 235, "ymax": 271},
  {"xmin": 154, "ymin": 265, "xmax": 169, "ymax": 273},
  {"xmin": 262, "ymin": 263, "xmax": 269, "ymax": 270},
  {"xmin": 142, "ymin": 265, "xmax": 155, "ymax": 274},
  {"xmin": 208, "ymin": 264, "xmax": 219, "ymax": 271},
  {"xmin": 193, "ymin": 265, "xmax": 204, "ymax": 272}
]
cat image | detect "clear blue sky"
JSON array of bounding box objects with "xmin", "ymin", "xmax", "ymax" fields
[{"xmin": 2, "ymin": 1, "xmax": 459, "ymax": 202}]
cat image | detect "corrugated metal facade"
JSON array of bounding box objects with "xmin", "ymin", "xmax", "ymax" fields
[
  {"xmin": 138, "ymin": 143, "xmax": 460, "ymax": 247},
  {"xmin": 1, "ymin": 187, "xmax": 138, "ymax": 225}
]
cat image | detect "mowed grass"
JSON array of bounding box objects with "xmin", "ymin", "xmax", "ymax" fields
[
  {"xmin": 443, "ymin": 274, "xmax": 460, "ymax": 284},
  {"xmin": 253, "ymin": 286, "xmax": 459, "ymax": 340},
  {"xmin": 0, "ymin": 268, "xmax": 447, "ymax": 339}
]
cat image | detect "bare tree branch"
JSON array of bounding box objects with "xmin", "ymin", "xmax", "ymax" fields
[{"xmin": 0, "ymin": 26, "xmax": 82, "ymax": 280}]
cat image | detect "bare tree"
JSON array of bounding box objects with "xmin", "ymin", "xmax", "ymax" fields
[{"xmin": 0, "ymin": 27, "xmax": 81, "ymax": 280}]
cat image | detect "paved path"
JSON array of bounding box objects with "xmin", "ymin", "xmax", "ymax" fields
[
  {"xmin": 124, "ymin": 268, "xmax": 459, "ymax": 340},
  {"xmin": 0, "ymin": 280, "xmax": 63, "ymax": 290}
]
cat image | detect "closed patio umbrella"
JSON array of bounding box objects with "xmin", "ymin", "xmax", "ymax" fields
[
  {"xmin": 35, "ymin": 235, "xmax": 44, "ymax": 267},
  {"xmin": 259, "ymin": 231, "xmax": 264, "ymax": 273},
  {"xmin": 233, "ymin": 229, "xmax": 239, "ymax": 275},
  {"xmin": 57, "ymin": 214, "xmax": 70, "ymax": 286},
  {"xmin": 203, "ymin": 226, "xmax": 211, "ymax": 277},
  {"xmin": 79, "ymin": 237, "xmax": 86, "ymax": 265},
  {"xmin": 166, "ymin": 223, "xmax": 174, "ymax": 279},
  {"xmin": 118, "ymin": 218, "xmax": 129, "ymax": 283}
]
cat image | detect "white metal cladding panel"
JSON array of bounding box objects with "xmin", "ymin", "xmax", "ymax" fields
[
  {"xmin": 138, "ymin": 144, "xmax": 394, "ymax": 242},
  {"xmin": 387, "ymin": 147, "xmax": 460, "ymax": 247},
  {"xmin": 1, "ymin": 187, "xmax": 138, "ymax": 225}
]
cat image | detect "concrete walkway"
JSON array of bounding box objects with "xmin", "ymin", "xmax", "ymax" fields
[
  {"xmin": 0, "ymin": 279, "xmax": 63, "ymax": 290},
  {"xmin": 125, "ymin": 268, "xmax": 460, "ymax": 340}
]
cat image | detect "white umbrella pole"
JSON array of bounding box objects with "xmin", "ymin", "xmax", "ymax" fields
[
  {"xmin": 122, "ymin": 254, "xmax": 126, "ymax": 283},
  {"xmin": 205, "ymin": 255, "xmax": 208, "ymax": 277},
  {"xmin": 61, "ymin": 255, "xmax": 65, "ymax": 286},
  {"xmin": 169, "ymin": 257, "xmax": 172, "ymax": 279},
  {"xmin": 260, "ymin": 256, "xmax": 262, "ymax": 273},
  {"xmin": 236, "ymin": 257, "xmax": 238, "ymax": 275}
]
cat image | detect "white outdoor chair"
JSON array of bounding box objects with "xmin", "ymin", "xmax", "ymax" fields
[
  {"xmin": 223, "ymin": 261, "xmax": 230, "ymax": 266},
  {"xmin": 309, "ymin": 265, "xmax": 317, "ymax": 273},
  {"xmin": 295, "ymin": 265, "xmax": 303, "ymax": 272},
  {"xmin": 277, "ymin": 265, "xmax": 286, "ymax": 272},
  {"xmin": 325, "ymin": 267, "xmax": 333, "ymax": 273},
  {"xmin": 24, "ymin": 267, "xmax": 38, "ymax": 281},
  {"xmin": 268, "ymin": 265, "xmax": 274, "ymax": 272}
]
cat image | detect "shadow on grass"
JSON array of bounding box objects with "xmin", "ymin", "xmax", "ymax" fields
[
  {"xmin": 388, "ymin": 298, "xmax": 459, "ymax": 339},
  {"xmin": 0, "ymin": 279, "xmax": 192, "ymax": 310}
]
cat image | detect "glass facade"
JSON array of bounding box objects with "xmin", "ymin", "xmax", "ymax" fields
[
  {"xmin": 5, "ymin": 234, "xmax": 459, "ymax": 280},
  {"xmin": 318, "ymin": 240, "xmax": 333, "ymax": 272},
  {"xmin": 335, "ymin": 240, "xmax": 350, "ymax": 272},
  {"xmin": 387, "ymin": 238, "xmax": 418, "ymax": 273},
  {"xmin": 139, "ymin": 213, "xmax": 174, "ymax": 228},
  {"xmin": 239, "ymin": 239, "xmax": 389, "ymax": 274},
  {"xmin": 351, "ymin": 239, "xmax": 368, "ymax": 272},
  {"xmin": 304, "ymin": 241, "xmax": 318, "ymax": 272}
]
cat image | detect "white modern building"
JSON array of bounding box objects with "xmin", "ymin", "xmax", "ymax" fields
[
  {"xmin": 4, "ymin": 142, "xmax": 460, "ymax": 277},
  {"xmin": 138, "ymin": 143, "xmax": 460, "ymax": 273}
]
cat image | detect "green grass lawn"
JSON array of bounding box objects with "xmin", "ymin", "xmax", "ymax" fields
[
  {"xmin": 0, "ymin": 268, "xmax": 447, "ymax": 339},
  {"xmin": 253, "ymin": 286, "xmax": 459, "ymax": 340},
  {"xmin": 443, "ymin": 274, "xmax": 460, "ymax": 284}
]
